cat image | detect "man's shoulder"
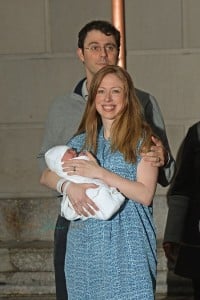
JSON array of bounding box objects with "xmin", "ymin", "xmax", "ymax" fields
[
  {"xmin": 135, "ymin": 87, "xmax": 154, "ymax": 108},
  {"xmin": 50, "ymin": 92, "xmax": 85, "ymax": 114},
  {"xmin": 135, "ymin": 87, "xmax": 150, "ymax": 98},
  {"xmin": 46, "ymin": 92, "xmax": 86, "ymax": 125},
  {"xmin": 51, "ymin": 91, "xmax": 84, "ymax": 106},
  {"xmin": 50, "ymin": 78, "xmax": 86, "ymax": 108},
  {"xmin": 135, "ymin": 88, "xmax": 151, "ymax": 103}
]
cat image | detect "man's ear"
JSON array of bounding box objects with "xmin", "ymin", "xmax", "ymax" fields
[{"xmin": 77, "ymin": 48, "xmax": 84, "ymax": 63}]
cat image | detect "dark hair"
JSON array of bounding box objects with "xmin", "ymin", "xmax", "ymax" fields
[{"xmin": 78, "ymin": 20, "xmax": 120, "ymax": 51}]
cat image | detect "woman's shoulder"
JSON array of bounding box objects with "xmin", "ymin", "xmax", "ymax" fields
[{"xmin": 67, "ymin": 133, "xmax": 86, "ymax": 150}]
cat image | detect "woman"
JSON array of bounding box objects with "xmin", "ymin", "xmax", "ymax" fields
[{"xmin": 58, "ymin": 65, "xmax": 158, "ymax": 299}]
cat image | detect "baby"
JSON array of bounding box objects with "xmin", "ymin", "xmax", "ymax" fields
[{"xmin": 45, "ymin": 145, "xmax": 125, "ymax": 221}]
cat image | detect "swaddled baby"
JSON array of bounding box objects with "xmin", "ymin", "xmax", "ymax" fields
[{"xmin": 45, "ymin": 145, "xmax": 125, "ymax": 220}]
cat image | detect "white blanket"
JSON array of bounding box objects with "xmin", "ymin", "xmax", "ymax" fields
[{"xmin": 45, "ymin": 145, "xmax": 125, "ymax": 220}]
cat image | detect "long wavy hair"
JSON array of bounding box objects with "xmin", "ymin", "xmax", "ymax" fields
[{"xmin": 75, "ymin": 65, "xmax": 155, "ymax": 163}]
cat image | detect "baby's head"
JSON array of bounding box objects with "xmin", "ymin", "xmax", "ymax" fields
[
  {"xmin": 61, "ymin": 148, "xmax": 77, "ymax": 162},
  {"xmin": 45, "ymin": 145, "xmax": 76, "ymax": 177}
]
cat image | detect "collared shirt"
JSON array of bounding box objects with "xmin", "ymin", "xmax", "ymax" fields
[{"xmin": 81, "ymin": 79, "xmax": 88, "ymax": 101}]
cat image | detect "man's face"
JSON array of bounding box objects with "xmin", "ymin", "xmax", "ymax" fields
[{"xmin": 77, "ymin": 30, "xmax": 119, "ymax": 83}]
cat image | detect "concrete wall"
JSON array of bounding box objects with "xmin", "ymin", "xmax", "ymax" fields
[{"xmin": 0, "ymin": 0, "xmax": 199, "ymax": 296}]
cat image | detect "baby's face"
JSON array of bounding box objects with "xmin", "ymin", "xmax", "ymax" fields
[{"xmin": 61, "ymin": 148, "xmax": 77, "ymax": 162}]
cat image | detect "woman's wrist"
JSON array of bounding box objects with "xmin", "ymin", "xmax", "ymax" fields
[
  {"xmin": 96, "ymin": 166, "xmax": 105, "ymax": 181},
  {"xmin": 56, "ymin": 178, "xmax": 70, "ymax": 194},
  {"xmin": 62, "ymin": 181, "xmax": 71, "ymax": 194}
]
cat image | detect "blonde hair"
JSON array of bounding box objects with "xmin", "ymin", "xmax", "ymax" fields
[{"xmin": 76, "ymin": 65, "xmax": 154, "ymax": 163}]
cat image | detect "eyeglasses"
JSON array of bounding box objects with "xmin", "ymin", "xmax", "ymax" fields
[{"xmin": 84, "ymin": 44, "xmax": 117, "ymax": 54}]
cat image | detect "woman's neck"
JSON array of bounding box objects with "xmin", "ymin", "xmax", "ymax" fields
[{"xmin": 103, "ymin": 122, "xmax": 112, "ymax": 140}]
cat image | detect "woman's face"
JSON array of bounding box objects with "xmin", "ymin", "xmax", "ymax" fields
[{"xmin": 95, "ymin": 73, "xmax": 125, "ymax": 123}]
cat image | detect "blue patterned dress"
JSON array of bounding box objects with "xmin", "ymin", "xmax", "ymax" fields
[{"xmin": 64, "ymin": 129, "xmax": 157, "ymax": 300}]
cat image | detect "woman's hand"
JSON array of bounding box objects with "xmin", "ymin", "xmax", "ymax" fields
[
  {"xmin": 66, "ymin": 182, "xmax": 99, "ymax": 217},
  {"xmin": 62, "ymin": 151, "xmax": 102, "ymax": 179}
]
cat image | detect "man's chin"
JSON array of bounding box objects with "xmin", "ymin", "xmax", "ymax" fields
[{"xmin": 96, "ymin": 63, "xmax": 108, "ymax": 70}]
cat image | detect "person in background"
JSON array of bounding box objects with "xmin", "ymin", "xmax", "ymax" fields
[
  {"xmin": 163, "ymin": 121, "xmax": 200, "ymax": 300},
  {"xmin": 38, "ymin": 20, "xmax": 175, "ymax": 300}
]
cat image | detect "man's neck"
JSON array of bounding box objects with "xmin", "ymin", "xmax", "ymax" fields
[
  {"xmin": 85, "ymin": 71, "xmax": 94, "ymax": 91},
  {"xmin": 86, "ymin": 79, "xmax": 89, "ymax": 91}
]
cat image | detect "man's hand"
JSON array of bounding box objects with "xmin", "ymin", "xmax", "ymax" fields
[{"xmin": 141, "ymin": 136, "xmax": 168, "ymax": 167}]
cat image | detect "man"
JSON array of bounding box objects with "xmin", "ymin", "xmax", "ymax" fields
[{"xmin": 38, "ymin": 20, "xmax": 175, "ymax": 300}]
